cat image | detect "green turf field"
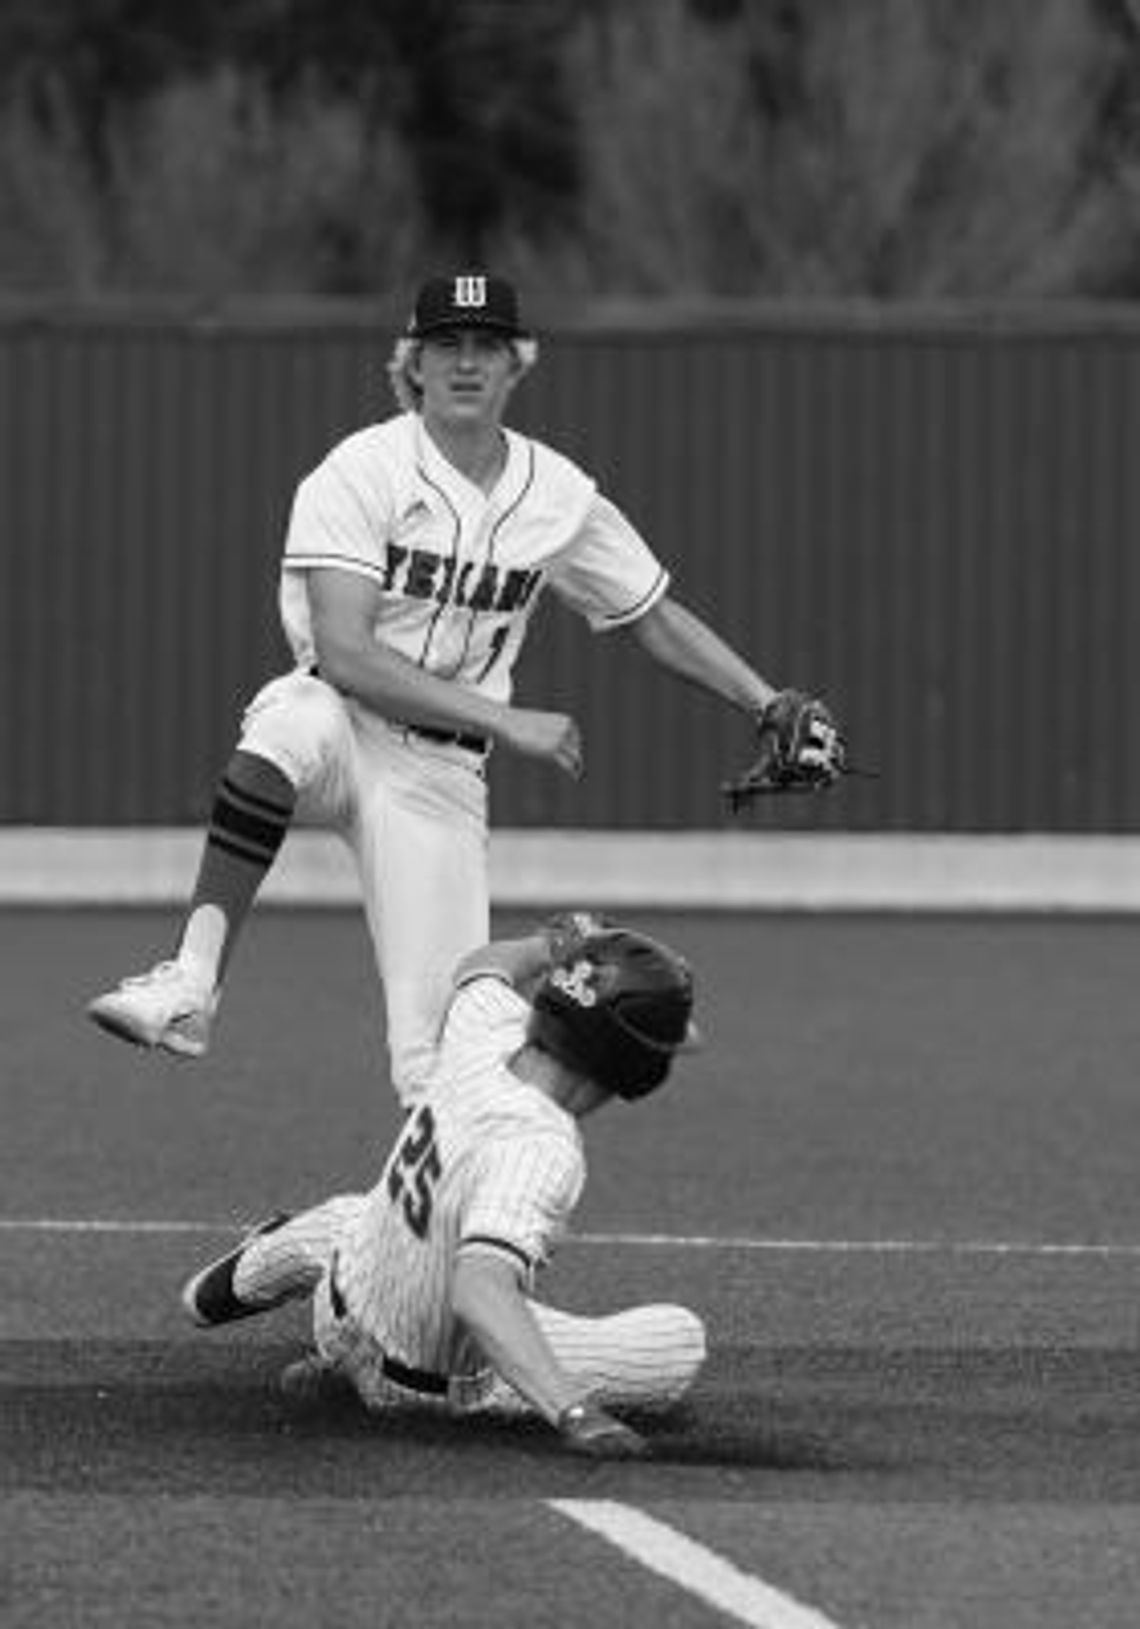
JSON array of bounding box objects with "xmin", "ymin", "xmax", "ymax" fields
[{"xmin": 4, "ymin": 908, "xmax": 1140, "ymax": 1628}]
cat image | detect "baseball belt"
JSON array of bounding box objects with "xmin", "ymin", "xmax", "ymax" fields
[
  {"xmin": 405, "ymin": 723, "xmax": 490, "ymax": 755},
  {"xmin": 378, "ymin": 1351, "xmax": 451, "ymax": 1397},
  {"xmin": 327, "ymin": 1251, "xmax": 451, "ymax": 1397},
  {"xmin": 307, "ymin": 665, "xmax": 488, "ymax": 756}
]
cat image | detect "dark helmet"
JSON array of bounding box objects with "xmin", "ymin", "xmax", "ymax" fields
[{"xmin": 530, "ymin": 929, "xmax": 697, "ymax": 1100}]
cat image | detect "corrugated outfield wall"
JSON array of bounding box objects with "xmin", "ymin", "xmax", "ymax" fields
[{"xmin": 2, "ymin": 301, "xmax": 1138, "ymax": 831}]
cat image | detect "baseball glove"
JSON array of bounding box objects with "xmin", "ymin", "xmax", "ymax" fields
[{"xmin": 723, "ymin": 689, "xmax": 847, "ymax": 811}]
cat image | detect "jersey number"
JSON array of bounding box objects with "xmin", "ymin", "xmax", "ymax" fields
[
  {"xmin": 475, "ymin": 622, "xmax": 510, "ymax": 683},
  {"xmin": 387, "ymin": 1104, "xmax": 442, "ymax": 1240}
]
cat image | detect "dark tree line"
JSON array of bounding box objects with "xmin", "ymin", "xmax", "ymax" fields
[
  {"xmin": 1, "ymin": 0, "xmax": 1138, "ymax": 297},
  {"xmin": 0, "ymin": 0, "xmax": 588, "ymax": 257}
]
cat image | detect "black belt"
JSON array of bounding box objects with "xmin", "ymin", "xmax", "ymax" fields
[
  {"xmin": 380, "ymin": 1352, "xmax": 451, "ymax": 1397},
  {"xmin": 406, "ymin": 723, "xmax": 490, "ymax": 755},
  {"xmin": 327, "ymin": 1254, "xmax": 450, "ymax": 1397},
  {"xmin": 307, "ymin": 670, "xmax": 486, "ymax": 756}
]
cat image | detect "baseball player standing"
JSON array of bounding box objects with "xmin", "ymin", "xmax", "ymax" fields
[
  {"xmin": 88, "ymin": 270, "xmax": 824, "ymax": 1103},
  {"xmin": 179, "ymin": 915, "xmax": 707, "ymax": 1458}
]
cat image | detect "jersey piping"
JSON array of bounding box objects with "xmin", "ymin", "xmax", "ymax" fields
[
  {"xmin": 456, "ymin": 1233, "xmax": 534, "ymax": 1274},
  {"xmin": 284, "ymin": 550, "xmax": 391, "ymax": 584},
  {"xmin": 413, "ymin": 459, "xmax": 463, "ymax": 668},
  {"xmin": 442, "ymin": 438, "xmax": 537, "ymax": 681},
  {"xmin": 454, "ymin": 966, "xmax": 515, "ymax": 993},
  {"xmin": 595, "ymin": 563, "xmax": 670, "ymax": 628}
]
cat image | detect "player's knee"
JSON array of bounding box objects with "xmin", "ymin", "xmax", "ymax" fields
[
  {"xmin": 666, "ymin": 1304, "xmax": 708, "ymax": 1387},
  {"xmin": 240, "ymin": 672, "xmax": 350, "ymax": 786},
  {"xmin": 634, "ymin": 1303, "xmax": 706, "ymax": 1399}
]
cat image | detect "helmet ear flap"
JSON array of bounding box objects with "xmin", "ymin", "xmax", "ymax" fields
[{"xmin": 610, "ymin": 1050, "xmax": 670, "ymax": 1101}]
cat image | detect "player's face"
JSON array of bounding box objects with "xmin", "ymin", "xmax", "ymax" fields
[{"xmin": 416, "ymin": 329, "xmax": 519, "ymax": 429}]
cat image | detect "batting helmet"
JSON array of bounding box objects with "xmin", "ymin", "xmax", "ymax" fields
[{"xmin": 530, "ymin": 929, "xmax": 697, "ymax": 1101}]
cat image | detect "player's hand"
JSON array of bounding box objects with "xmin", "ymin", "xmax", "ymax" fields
[
  {"xmin": 542, "ymin": 911, "xmax": 613, "ymax": 962},
  {"xmin": 499, "ymin": 709, "xmax": 583, "ymax": 779},
  {"xmin": 556, "ymin": 1399, "xmax": 648, "ymax": 1459}
]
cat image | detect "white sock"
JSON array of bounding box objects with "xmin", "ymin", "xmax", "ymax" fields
[{"xmin": 177, "ymin": 905, "xmax": 228, "ymax": 986}]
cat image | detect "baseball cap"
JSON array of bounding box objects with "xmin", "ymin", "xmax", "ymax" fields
[{"xmin": 407, "ymin": 273, "xmax": 531, "ymax": 340}]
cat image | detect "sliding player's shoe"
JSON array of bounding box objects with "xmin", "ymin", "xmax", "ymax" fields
[{"xmin": 181, "ymin": 1213, "xmax": 293, "ymax": 1328}]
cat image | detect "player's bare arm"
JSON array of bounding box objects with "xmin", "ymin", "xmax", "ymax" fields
[
  {"xmin": 451, "ymin": 1247, "xmax": 588, "ymax": 1423},
  {"xmin": 309, "ymin": 568, "xmax": 582, "ymax": 778},
  {"xmin": 451, "ymin": 910, "xmax": 609, "ymax": 996},
  {"xmin": 628, "ymin": 594, "xmax": 777, "ymax": 714},
  {"xmin": 452, "ymin": 932, "xmax": 554, "ymax": 996}
]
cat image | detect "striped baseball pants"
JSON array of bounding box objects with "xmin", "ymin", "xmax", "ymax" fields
[{"xmin": 233, "ymin": 1196, "xmax": 707, "ymax": 1415}]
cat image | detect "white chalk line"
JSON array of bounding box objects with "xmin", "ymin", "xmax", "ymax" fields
[
  {"xmin": 0, "ymin": 1217, "xmax": 1138, "ymax": 1257},
  {"xmin": 550, "ymin": 1500, "xmax": 843, "ymax": 1629},
  {"xmin": 577, "ymin": 1231, "xmax": 1140, "ymax": 1258}
]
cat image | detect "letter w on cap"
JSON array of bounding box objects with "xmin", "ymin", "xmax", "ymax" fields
[{"xmin": 453, "ymin": 275, "xmax": 487, "ymax": 308}]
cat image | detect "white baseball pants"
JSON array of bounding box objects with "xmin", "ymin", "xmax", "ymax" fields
[{"xmin": 238, "ymin": 671, "xmax": 490, "ymax": 1102}]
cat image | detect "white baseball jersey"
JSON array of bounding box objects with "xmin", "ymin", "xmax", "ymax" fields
[
  {"xmin": 331, "ymin": 973, "xmax": 586, "ymax": 1385},
  {"xmin": 279, "ymin": 411, "xmax": 670, "ymax": 704}
]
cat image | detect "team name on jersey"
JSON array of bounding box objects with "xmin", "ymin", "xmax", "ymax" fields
[{"xmin": 379, "ymin": 543, "xmax": 543, "ymax": 615}]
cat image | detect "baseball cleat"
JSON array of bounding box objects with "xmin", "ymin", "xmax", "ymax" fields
[
  {"xmin": 87, "ymin": 960, "xmax": 218, "ymax": 1057},
  {"xmin": 181, "ymin": 1212, "xmax": 293, "ymax": 1327}
]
